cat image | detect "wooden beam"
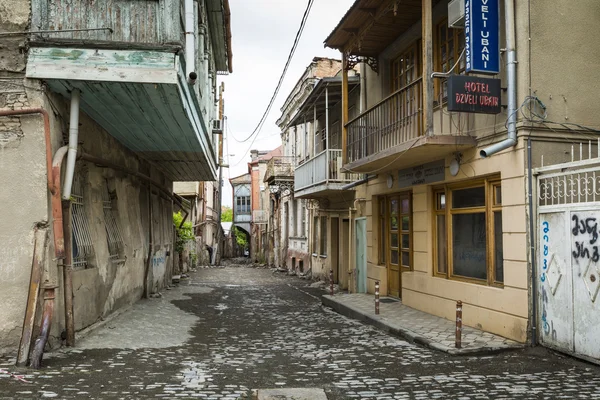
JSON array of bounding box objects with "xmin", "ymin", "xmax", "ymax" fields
[
  {"xmin": 422, "ymin": 0, "xmax": 433, "ymax": 136},
  {"xmin": 342, "ymin": 52, "xmax": 349, "ymax": 165}
]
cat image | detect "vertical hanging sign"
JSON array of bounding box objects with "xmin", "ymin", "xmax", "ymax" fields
[{"xmin": 465, "ymin": 0, "xmax": 500, "ymax": 74}]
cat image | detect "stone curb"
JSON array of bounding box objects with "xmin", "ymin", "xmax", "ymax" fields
[{"xmin": 321, "ymin": 295, "xmax": 524, "ymax": 356}]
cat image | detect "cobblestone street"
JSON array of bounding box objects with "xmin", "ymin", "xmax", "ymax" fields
[{"xmin": 2, "ymin": 265, "xmax": 600, "ymax": 399}]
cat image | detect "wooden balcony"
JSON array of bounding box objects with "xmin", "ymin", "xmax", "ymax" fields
[
  {"xmin": 294, "ymin": 149, "xmax": 361, "ymax": 199},
  {"xmin": 264, "ymin": 157, "xmax": 295, "ymax": 185},
  {"xmin": 345, "ymin": 79, "xmax": 476, "ymax": 173}
]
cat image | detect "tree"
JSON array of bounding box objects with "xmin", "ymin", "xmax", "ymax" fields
[
  {"xmin": 233, "ymin": 226, "xmax": 248, "ymax": 249},
  {"xmin": 221, "ymin": 206, "xmax": 233, "ymax": 222}
]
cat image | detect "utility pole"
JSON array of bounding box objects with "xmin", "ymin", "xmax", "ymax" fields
[{"xmin": 213, "ymin": 82, "xmax": 225, "ymax": 265}]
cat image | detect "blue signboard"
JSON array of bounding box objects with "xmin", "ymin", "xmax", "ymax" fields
[{"xmin": 465, "ymin": 0, "xmax": 500, "ymax": 74}]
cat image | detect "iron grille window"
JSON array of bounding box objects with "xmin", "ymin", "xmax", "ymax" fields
[
  {"xmin": 71, "ymin": 175, "xmax": 94, "ymax": 269},
  {"xmin": 103, "ymin": 181, "xmax": 124, "ymax": 263}
]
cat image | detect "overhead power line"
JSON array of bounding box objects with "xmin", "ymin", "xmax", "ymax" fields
[{"xmin": 231, "ymin": 0, "xmax": 315, "ymax": 165}]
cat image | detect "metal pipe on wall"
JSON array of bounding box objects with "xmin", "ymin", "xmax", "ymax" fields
[
  {"xmin": 184, "ymin": 0, "xmax": 196, "ymax": 80},
  {"xmin": 62, "ymin": 89, "xmax": 80, "ymax": 200},
  {"xmin": 480, "ymin": 0, "xmax": 517, "ymax": 158}
]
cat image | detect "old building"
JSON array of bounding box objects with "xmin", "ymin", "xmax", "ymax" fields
[
  {"xmin": 229, "ymin": 173, "xmax": 252, "ymax": 257},
  {"xmin": 324, "ymin": 0, "xmax": 600, "ymax": 348},
  {"xmin": 0, "ymin": 0, "xmax": 232, "ymax": 365},
  {"xmin": 277, "ymin": 57, "xmax": 362, "ymax": 281}
]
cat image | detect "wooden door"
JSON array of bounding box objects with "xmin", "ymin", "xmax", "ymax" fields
[
  {"xmin": 387, "ymin": 193, "xmax": 412, "ymax": 298},
  {"xmin": 340, "ymin": 219, "xmax": 350, "ymax": 290}
]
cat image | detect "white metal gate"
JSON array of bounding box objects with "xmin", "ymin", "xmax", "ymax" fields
[{"xmin": 537, "ymin": 154, "xmax": 600, "ymax": 362}]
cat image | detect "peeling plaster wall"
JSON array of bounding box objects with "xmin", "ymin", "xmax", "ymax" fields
[{"xmin": 0, "ymin": 82, "xmax": 174, "ymax": 356}]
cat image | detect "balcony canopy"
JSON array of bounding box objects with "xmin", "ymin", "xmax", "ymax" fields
[
  {"xmin": 289, "ymin": 76, "xmax": 360, "ymax": 127},
  {"xmin": 324, "ymin": 0, "xmax": 438, "ymax": 57},
  {"xmin": 27, "ymin": 47, "xmax": 217, "ymax": 181}
]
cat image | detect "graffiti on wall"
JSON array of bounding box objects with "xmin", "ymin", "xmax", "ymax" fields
[{"xmin": 571, "ymin": 214, "xmax": 599, "ymax": 262}]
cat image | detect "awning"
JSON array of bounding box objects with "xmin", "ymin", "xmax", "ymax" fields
[
  {"xmin": 27, "ymin": 47, "xmax": 217, "ymax": 181},
  {"xmin": 324, "ymin": 0, "xmax": 433, "ymax": 57},
  {"xmin": 288, "ymin": 76, "xmax": 360, "ymax": 127}
]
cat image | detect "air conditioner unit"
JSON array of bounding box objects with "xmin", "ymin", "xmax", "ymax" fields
[
  {"xmin": 448, "ymin": 0, "xmax": 465, "ymax": 29},
  {"xmin": 212, "ymin": 119, "xmax": 223, "ymax": 135}
]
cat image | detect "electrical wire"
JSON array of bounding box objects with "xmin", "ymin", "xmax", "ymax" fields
[{"xmin": 231, "ymin": 0, "xmax": 315, "ymax": 165}]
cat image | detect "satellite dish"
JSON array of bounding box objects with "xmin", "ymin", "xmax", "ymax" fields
[{"xmin": 450, "ymin": 158, "xmax": 460, "ymax": 176}]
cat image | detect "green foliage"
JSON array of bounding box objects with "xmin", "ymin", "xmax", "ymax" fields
[
  {"xmin": 221, "ymin": 206, "xmax": 233, "ymax": 222},
  {"xmin": 173, "ymin": 211, "xmax": 194, "ymax": 253},
  {"xmin": 233, "ymin": 226, "xmax": 248, "ymax": 249}
]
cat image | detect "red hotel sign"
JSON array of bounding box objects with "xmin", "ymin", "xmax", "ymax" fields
[{"xmin": 447, "ymin": 75, "xmax": 501, "ymax": 114}]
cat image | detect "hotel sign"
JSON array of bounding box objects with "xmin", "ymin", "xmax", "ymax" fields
[
  {"xmin": 465, "ymin": 0, "xmax": 500, "ymax": 74},
  {"xmin": 398, "ymin": 160, "xmax": 445, "ymax": 188},
  {"xmin": 447, "ymin": 75, "xmax": 501, "ymax": 114}
]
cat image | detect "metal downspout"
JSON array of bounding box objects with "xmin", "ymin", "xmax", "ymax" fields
[
  {"xmin": 480, "ymin": 0, "xmax": 517, "ymax": 158},
  {"xmin": 31, "ymin": 145, "xmax": 69, "ymax": 368},
  {"xmin": 527, "ymin": 138, "xmax": 537, "ymax": 345},
  {"xmin": 62, "ymin": 89, "xmax": 80, "ymax": 200}
]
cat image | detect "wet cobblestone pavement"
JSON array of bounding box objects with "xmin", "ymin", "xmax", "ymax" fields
[{"xmin": 2, "ymin": 265, "xmax": 600, "ymax": 399}]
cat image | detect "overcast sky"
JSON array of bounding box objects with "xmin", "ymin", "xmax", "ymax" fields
[{"xmin": 219, "ymin": 0, "xmax": 355, "ymax": 207}]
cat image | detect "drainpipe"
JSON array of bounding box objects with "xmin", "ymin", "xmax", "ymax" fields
[
  {"xmin": 527, "ymin": 138, "xmax": 537, "ymax": 346},
  {"xmin": 30, "ymin": 145, "xmax": 68, "ymax": 368},
  {"xmin": 480, "ymin": 0, "xmax": 517, "ymax": 158},
  {"xmin": 184, "ymin": 0, "xmax": 197, "ymax": 84},
  {"xmin": 62, "ymin": 89, "xmax": 80, "ymax": 200}
]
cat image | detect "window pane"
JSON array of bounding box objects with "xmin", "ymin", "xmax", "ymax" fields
[
  {"xmin": 495, "ymin": 185, "xmax": 502, "ymax": 205},
  {"xmin": 391, "ymin": 215, "xmax": 398, "ymax": 230},
  {"xmin": 452, "ymin": 186, "xmax": 485, "ymax": 208},
  {"xmin": 452, "ymin": 213, "xmax": 487, "ymax": 280},
  {"xmin": 402, "ymin": 216, "xmax": 410, "ymax": 231},
  {"xmin": 391, "ymin": 199, "xmax": 399, "ymax": 214},
  {"xmin": 391, "ymin": 233, "xmax": 399, "ymax": 248},
  {"xmin": 495, "ymin": 211, "xmax": 504, "ymax": 282},
  {"xmin": 402, "ymin": 251, "xmax": 410, "ymax": 267},
  {"xmin": 437, "ymin": 215, "xmax": 447, "ymax": 274},
  {"xmin": 391, "ymin": 249, "xmax": 399, "ymax": 265},
  {"xmin": 402, "ymin": 234, "xmax": 410, "ymax": 249},
  {"xmin": 437, "ymin": 193, "xmax": 446, "ymax": 210},
  {"xmin": 401, "ymin": 198, "xmax": 410, "ymax": 214}
]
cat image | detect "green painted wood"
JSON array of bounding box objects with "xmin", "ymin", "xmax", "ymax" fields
[
  {"xmin": 29, "ymin": 47, "xmax": 175, "ymax": 69},
  {"xmin": 355, "ymin": 218, "xmax": 368, "ymax": 294}
]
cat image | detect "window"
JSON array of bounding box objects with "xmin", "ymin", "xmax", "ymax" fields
[
  {"xmin": 71, "ymin": 174, "xmax": 94, "ymax": 269},
  {"xmin": 301, "ymin": 201, "xmax": 306, "ymax": 237},
  {"xmin": 236, "ymin": 196, "xmax": 251, "ymax": 214},
  {"xmin": 291, "ymin": 199, "xmax": 297, "ymax": 237},
  {"xmin": 435, "ymin": 20, "xmax": 466, "ymax": 101},
  {"xmin": 390, "ymin": 42, "xmax": 422, "ymax": 136},
  {"xmin": 103, "ymin": 181, "xmax": 124, "ymax": 262},
  {"xmin": 378, "ymin": 198, "xmax": 386, "ymax": 264},
  {"xmin": 312, "ymin": 216, "xmax": 319, "ymax": 254},
  {"xmin": 320, "ymin": 216, "xmax": 327, "ymax": 256},
  {"xmin": 434, "ymin": 178, "xmax": 503, "ymax": 285}
]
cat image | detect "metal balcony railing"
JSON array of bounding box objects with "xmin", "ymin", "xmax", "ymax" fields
[
  {"xmin": 346, "ymin": 78, "xmax": 423, "ymax": 163},
  {"xmin": 295, "ymin": 149, "xmax": 361, "ymax": 192}
]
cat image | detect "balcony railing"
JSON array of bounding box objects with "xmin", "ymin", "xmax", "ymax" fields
[
  {"xmin": 264, "ymin": 156, "xmax": 295, "ymax": 183},
  {"xmin": 295, "ymin": 149, "xmax": 361, "ymax": 192},
  {"xmin": 346, "ymin": 78, "xmax": 423, "ymax": 163}
]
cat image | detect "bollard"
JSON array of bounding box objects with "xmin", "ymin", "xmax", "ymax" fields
[
  {"xmin": 329, "ymin": 269, "xmax": 334, "ymax": 296},
  {"xmin": 456, "ymin": 300, "xmax": 463, "ymax": 349},
  {"xmin": 375, "ymin": 281, "xmax": 380, "ymax": 315}
]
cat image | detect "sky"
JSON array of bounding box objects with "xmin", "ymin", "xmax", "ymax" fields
[{"xmin": 219, "ymin": 0, "xmax": 356, "ymax": 207}]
